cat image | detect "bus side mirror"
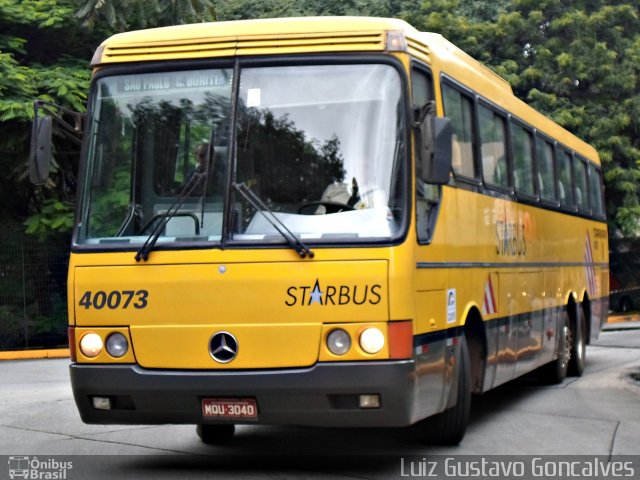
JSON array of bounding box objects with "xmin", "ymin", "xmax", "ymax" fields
[
  {"xmin": 415, "ymin": 108, "xmax": 452, "ymax": 185},
  {"xmin": 30, "ymin": 116, "xmax": 53, "ymax": 185}
]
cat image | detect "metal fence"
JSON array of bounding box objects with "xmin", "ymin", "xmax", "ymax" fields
[{"xmin": 0, "ymin": 223, "xmax": 70, "ymax": 351}]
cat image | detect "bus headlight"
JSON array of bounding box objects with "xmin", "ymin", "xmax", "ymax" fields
[
  {"xmin": 79, "ymin": 332, "xmax": 103, "ymax": 358},
  {"xmin": 359, "ymin": 327, "xmax": 385, "ymax": 354},
  {"xmin": 327, "ymin": 329, "xmax": 351, "ymax": 355},
  {"xmin": 105, "ymin": 333, "xmax": 129, "ymax": 358}
]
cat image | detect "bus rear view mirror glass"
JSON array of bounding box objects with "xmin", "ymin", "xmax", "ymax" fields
[
  {"xmin": 30, "ymin": 116, "xmax": 53, "ymax": 185},
  {"xmin": 418, "ymin": 115, "xmax": 452, "ymax": 185}
]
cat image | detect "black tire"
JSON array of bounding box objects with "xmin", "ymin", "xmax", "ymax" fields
[
  {"xmin": 196, "ymin": 424, "xmax": 236, "ymax": 445},
  {"xmin": 540, "ymin": 311, "xmax": 569, "ymax": 384},
  {"xmin": 415, "ymin": 335, "xmax": 471, "ymax": 445},
  {"xmin": 568, "ymin": 307, "xmax": 587, "ymax": 377}
]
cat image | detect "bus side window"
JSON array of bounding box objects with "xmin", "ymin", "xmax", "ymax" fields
[
  {"xmin": 589, "ymin": 165, "xmax": 605, "ymax": 217},
  {"xmin": 478, "ymin": 104, "xmax": 508, "ymax": 189},
  {"xmin": 536, "ymin": 136, "xmax": 556, "ymax": 202},
  {"xmin": 442, "ymin": 84, "xmax": 476, "ymax": 179},
  {"xmin": 411, "ymin": 67, "xmax": 433, "ymax": 107},
  {"xmin": 510, "ymin": 121, "xmax": 535, "ymax": 197},
  {"xmin": 557, "ymin": 149, "xmax": 574, "ymax": 208},
  {"xmin": 575, "ymin": 156, "xmax": 590, "ymax": 213}
]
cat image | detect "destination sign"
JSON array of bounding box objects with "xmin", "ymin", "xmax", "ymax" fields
[{"xmin": 117, "ymin": 71, "xmax": 231, "ymax": 93}]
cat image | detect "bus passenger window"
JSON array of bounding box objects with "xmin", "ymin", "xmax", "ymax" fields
[
  {"xmin": 442, "ymin": 85, "xmax": 475, "ymax": 179},
  {"xmin": 511, "ymin": 122, "xmax": 535, "ymax": 197},
  {"xmin": 575, "ymin": 157, "xmax": 590, "ymax": 212},
  {"xmin": 411, "ymin": 68, "xmax": 433, "ymax": 108},
  {"xmin": 557, "ymin": 150, "xmax": 574, "ymax": 207},
  {"xmin": 536, "ymin": 137, "xmax": 556, "ymax": 202},
  {"xmin": 589, "ymin": 165, "xmax": 605, "ymax": 217},
  {"xmin": 478, "ymin": 105, "xmax": 508, "ymax": 189}
]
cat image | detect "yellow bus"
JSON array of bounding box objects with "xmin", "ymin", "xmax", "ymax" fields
[{"xmin": 33, "ymin": 17, "xmax": 608, "ymax": 445}]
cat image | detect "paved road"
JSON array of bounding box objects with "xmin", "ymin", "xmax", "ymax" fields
[{"xmin": 1, "ymin": 325, "xmax": 639, "ymax": 479}]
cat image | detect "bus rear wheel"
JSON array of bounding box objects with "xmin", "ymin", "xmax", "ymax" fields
[
  {"xmin": 415, "ymin": 334, "xmax": 471, "ymax": 445},
  {"xmin": 196, "ymin": 424, "xmax": 236, "ymax": 445},
  {"xmin": 568, "ymin": 308, "xmax": 586, "ymax": 377}
]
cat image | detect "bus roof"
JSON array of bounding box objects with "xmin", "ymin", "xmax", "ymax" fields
[
  {"xmin": 93, "ymin": 16, "xmax": 415, "ymax": 64},
  {"xmin": 93, "ymin": 16, "xmax": 599, "ymax": 163}
]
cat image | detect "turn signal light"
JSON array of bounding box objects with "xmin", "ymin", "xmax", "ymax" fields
[{"xmin": 388, "ymin": 321, "xmax": 413, "ymax": 359}]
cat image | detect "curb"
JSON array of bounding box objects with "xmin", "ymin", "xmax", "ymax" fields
[
  {"xmin": 0, "ymin": 349, "xmax": 70, "ymax": 361},
  {"xmin": 607, "ymin": 313, "xmax": 640, "ymax": 324}
]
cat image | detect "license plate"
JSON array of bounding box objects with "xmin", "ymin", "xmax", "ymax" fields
[{"xmin": 202, "ymin": 398, "xmax": 258, "ymax": 420}]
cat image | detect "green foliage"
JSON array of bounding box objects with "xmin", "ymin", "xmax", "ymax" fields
[
  {"xmin": 23, "ymin": 199, "xmax": 74, "ymax": 240},
  {"xmin": 76, "ymin": 0, "xmax": 217, "ymax": 31}
]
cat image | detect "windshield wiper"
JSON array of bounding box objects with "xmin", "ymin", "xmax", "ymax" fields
[
  {"xmin": 134, "ymin": 167, "xmax": 207, "ymax": 262},
  {"xmin": 135, "ymin": 128, "xmax": 216, "ymax": 262},
  {"xmin": 232, "ymin": 182, "xmax": 314, "ymax": 259}
]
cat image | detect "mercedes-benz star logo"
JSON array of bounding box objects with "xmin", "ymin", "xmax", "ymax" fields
[{"xmin": 209, "ymin": 331, "xmax": 238, "ymax": 363}]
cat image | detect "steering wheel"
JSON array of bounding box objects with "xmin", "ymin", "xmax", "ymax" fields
[{"xmin": 297, "ymin": 201, "xmax": 356, "ymax": 215}]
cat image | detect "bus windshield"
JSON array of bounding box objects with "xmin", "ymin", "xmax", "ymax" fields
[{"xmin": 77, "ymin": 63, "xmax": 406, "ymax": 247}]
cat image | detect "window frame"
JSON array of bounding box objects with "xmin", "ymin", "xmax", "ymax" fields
[
  {"xmin": 588, "ymin": 164, "xmax": 606, "ymax": 220},
  {"xmin": 534, "ymin": 132, "xmax": 560, "ymax": 208},
  {"xmin": 440, "ymin": 76, "xmax": 481, "ymax": 186},
  {"xmin": 477, "ymin": 99, "xmax": 512, "ymax": 195},
  {"xmin": 509, "ymin": 117, "xmax": 538, "ymax": 203},
  {"xmin": 411, "ymin": 62, "xmax": 441, "ymax": 245},
  {"xmin": 573, "ymin": 155, "xmax": 592, "ymax": 216}
]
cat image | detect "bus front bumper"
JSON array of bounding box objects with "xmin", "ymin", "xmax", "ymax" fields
[{"xmin": 69, "ymin": 360, "xmax": 419, "ymax": 427}]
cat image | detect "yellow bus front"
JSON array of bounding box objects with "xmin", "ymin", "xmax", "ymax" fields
[{"xmin": 67, "ymin": 19, "xmax": 448, "ymax": 430}]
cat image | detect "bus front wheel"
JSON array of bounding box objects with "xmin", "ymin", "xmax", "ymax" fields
[{"xmin": 196, "ymin": 424, "xmax": 235, "ymax": 445}]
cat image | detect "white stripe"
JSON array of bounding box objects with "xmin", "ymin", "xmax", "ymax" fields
[{"xmin": 483, "ymin": 279, "xmax": 496, "ymax": 315}]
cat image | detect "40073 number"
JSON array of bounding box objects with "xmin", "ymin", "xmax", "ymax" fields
[{"xmin": 78, "ymin": 290, "xmax": 149, "ymax": 310}]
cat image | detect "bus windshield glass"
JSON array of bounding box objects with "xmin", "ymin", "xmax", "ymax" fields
[{"xmin": 77, "ymin": 63, "xmax": 406, "ymax": 247}]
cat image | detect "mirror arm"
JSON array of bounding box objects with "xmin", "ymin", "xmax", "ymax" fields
[
  {"xmin": 413, "ymin": 100, "xmax": 436, "ymax": 127},
  {"xmin": 34, "ymin": 100, "xmax": 84, "ymax": 141}
]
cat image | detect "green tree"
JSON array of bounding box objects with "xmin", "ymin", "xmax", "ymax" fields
[
  {"xmin": 0, "ymin": 0, "xmax": 92, "ymax": 231},
  {"xmin": 76, "ymin": 0, "xmax": 217, "ymax": 31}
]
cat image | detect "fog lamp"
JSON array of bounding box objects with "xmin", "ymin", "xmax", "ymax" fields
[
  {"xmin": 92, "ymin": 396, "xmax": 111, "ymax": 410},
  {"xmin": 359, "ymin": 327, "xmax": 385, "ymax": 354},
  {"xmin": 359, "ymin": 394, "xmax": 381, "ymax": 409},
  {"xmin": 79, "ymin": 332, "xmax": 103, "ymax": 358},
  {"xmin": 106, "ymin": 332, "xmax": 128, "ymax": 358},
  {"xmin": 327, "ymin": 329, "xmax": 351, "ymax": 356}
]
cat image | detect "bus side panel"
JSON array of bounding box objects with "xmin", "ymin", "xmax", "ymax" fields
[{"xmin": 413, "ymin": 289, "xmax": 448, "ymax": 420}]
